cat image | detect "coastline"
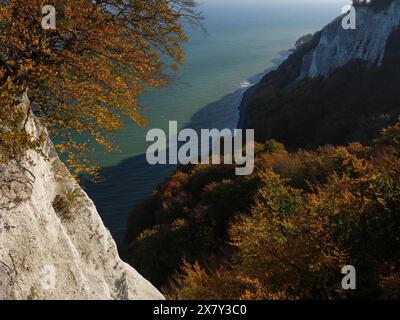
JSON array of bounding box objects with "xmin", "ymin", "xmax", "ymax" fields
[
  {"xmin": 237, "ymin": 82, "xmax": 260, "ymax": 129},
  {"xmin": 237, "ymin": 49, "xmax": 293, "ymax": 130},
  {"xmin": 85, "ymin": 50, "xmax": 294, "ymax": 244}
]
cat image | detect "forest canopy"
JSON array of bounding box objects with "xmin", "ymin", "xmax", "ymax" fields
[{"xmin": 124, "ymin": 121, "xmax": 400, "ymax": 299}]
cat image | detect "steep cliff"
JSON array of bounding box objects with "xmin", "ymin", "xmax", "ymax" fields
[
  {"xmin": 240, "ymin": 0, "xmax": 400, "ymax": 148},
  {"xmin": 300, "ymin": 1, "xmax": 400, "ymax": 78},
  {"xmin": 0, "ymin": 93, "xmax": 163, "ymax": 300}
]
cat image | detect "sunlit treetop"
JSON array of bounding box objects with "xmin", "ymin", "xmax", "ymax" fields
[{"xmin": 0, "ymin": 0, "xmax": 201, "ymax": 176}]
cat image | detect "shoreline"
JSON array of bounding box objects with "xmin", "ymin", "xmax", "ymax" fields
[
  {"xmin": 86, "ymin": 50, "xmax": 294, "ymax": 244},
  {"xmin": 237, "ymin": 82, "xmax": 260, "ymax": 129},
  {"xmin": 237, "ymin": 49, "xmax": 294, "ymax": 130}
]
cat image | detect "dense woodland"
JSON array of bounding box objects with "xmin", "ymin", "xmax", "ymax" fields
[{"xmin": 124, "ymin": 121, "xmax": 400, "ymax": 299}]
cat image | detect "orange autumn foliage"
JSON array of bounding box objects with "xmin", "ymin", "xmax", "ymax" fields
[
  {"xmin": 124, "ymin": 123, "xmax": 400, "ymax": 299},
  {"xmin": 0, "ymin": 0, "xmax": 200, "ymax": 175}
]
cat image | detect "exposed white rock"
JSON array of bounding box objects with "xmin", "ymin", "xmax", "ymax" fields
[
  {"xmin": 0, "ymin": 93, "xmax": 164, "ymax": 300},
  {"xmin": 300, "ymin": 1, "xmax": 400, "ymax": 79}
]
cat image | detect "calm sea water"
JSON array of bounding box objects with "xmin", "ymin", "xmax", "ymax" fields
[{"xmin": 84, "ymin": 0, "xmax": 350, "ymax": 243}]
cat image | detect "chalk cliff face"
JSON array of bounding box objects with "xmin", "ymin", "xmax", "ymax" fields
[
  {"xmin": 300, "ymin": 1, "xmax": 400, "ymax": 79},
  {"xmin": 0, "ymin": 93, "xmax": 163, "ymax": 300},
  {"xmin": 239, "ymin": 0, "xmax": 400, "ymax": 149}
]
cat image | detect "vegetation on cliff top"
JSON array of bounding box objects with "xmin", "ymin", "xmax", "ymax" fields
[{"xmin": 124, "ymin": 120, "xmax": 400, "ymax": 299}]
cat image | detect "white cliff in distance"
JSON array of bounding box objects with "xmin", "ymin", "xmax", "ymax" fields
[{"xmin": 300, "ymin": 1, "xmax": 400, "ymax": 79}]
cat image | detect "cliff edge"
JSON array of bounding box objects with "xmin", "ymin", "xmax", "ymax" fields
[
  {"xmin": 238, "ymin": 0, "xmax": 400, "ymax": 147},
  {"xmin": 0, "ymin": 93, "xmax": 164, "ymax": 300},
  {"xmin": 300, "ymin": 1, "xmax": 400, "ymax": 78}
]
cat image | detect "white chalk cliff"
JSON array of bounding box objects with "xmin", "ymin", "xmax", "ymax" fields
[
  {"xmin": 0, "ymin": 93, "xmax": 164, "ymax": 300},
  {"xmin": 300, "ymin": 1, "xmax": 400, "ymax": 79}
]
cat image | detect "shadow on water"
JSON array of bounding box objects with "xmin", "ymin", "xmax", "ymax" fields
[{"xmin": 83, "ymin": 52, "xmax": 290, "ymax": 244}]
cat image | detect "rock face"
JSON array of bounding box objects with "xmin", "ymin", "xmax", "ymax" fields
[
  {"xmin": 0, "ymin": 93, "xmax": 164, "ymax": 300},
  {"xmin": 300, "ymin": 1, "xmax": 400, "ymax": 79}
]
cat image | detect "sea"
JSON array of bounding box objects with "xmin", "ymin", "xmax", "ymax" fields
[{"xmin": 84, "ymin": 0, "xmax": 351, "ymax": 243}]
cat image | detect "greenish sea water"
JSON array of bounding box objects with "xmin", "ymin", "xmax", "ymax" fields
[{"xmin": 84, "ymin": 0, "xmax": 351, "ymax": 243}]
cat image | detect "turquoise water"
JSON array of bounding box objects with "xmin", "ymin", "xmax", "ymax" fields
[{"xmin": 84, "ymin": 0, "xmax": 350, "ymax": 243}]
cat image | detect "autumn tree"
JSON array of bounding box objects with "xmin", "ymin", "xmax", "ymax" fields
[
  {"xmin": 0, "ymin": 0, "xmax": 201, "ymax": 175},
  {"xmin": 125, "ymin": 120, "xmax": 400, "ymax": 299},
  {"xmin": 169, "ymin": 123, "xmax": 400, "ymax": 299}
]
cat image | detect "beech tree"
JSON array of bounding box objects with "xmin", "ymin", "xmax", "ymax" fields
[
  {"xmin": 167, "ymin": 122, "xmax": 400, "ymax": 299},
  {"xmin": 0, "ymin": 0, "xmax": 201, "ymax": 175}
]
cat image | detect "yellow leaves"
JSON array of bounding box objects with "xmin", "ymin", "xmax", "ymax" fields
[
  {"xmin": 128, "ymin": 107, "xmax": 148, "ymax": 126},
  {"xmin": 0, "ymin": 0, "xmax": 199, "ymax": 176},
  {"xmin": 181, "ymin": 34, "xmax": 189, "ymax": 42},
  {"xmin": 95, "ymin": 135, "xmax": 112, "ymax": 151}
]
